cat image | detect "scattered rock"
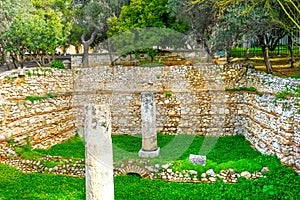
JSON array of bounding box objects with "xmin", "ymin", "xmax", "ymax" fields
[
  {"xmin": 189, "ymin": 170, "xmax": 197, "ymax": 175},
  {"xmin": 261, "ymin": 167, "xmax": 270, "ymax": 172},
  {"xmin": 162, "ymin": 164, "xmax": 169, "ymax": 169},
  {"xmin": 201, "ymin": 178, "xmax": 208, "ymax": 182},
  {"xmin": 241, "ymin": 171, "xmax": 252, "ymax": 179},
  {"xmin": 166, "ymin": 168, "xmax": 172, "ymax": 173},
  {"xmin": 206, "ymin": 169, "xmax": 216, "ymax": 177},
  {"xmin": 208, "ymin": 177, "xmax": 216, "ymax": 182},
  {"xmin": 0, "ymin": 135, "xmax": 6, "ymax": 142},
  {"xmin": 189, "ymin": 154, "xmax": 206, "ymax": 165}
]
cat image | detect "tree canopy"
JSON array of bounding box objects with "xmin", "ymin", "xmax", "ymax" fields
[
  {"xmin": 0, "ymin": 0, "xmax": 299, "ymax": 71},
  {"xmin": 0, "ymin": 0, "xmax": 71, "ymax": 67},
  {"xmin": 107, "ymin": 0, "xmax": 189, "ymax": 59}
]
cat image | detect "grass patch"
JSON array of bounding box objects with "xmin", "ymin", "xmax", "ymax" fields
[
  {"xmin": 225, "ymin": 87, "xmax": 257, "ymax": 92},
  {"xmin": 0, "ymin": 165, "xmax": 85, "ymax": 199},
  {"xmin": 25, "ymin": 92, "xmax": 57, "ymax": 103},
  {"xmin": 225, "ymin": 87, "xmax": 263, "ymax": 96},
  {"xmin": 274, "ymin": 86, "xmax": 300, "ymax": 104},
  {"xmin": 230, "ymin": 46, "xmax": 299, "ymax": 58},
  {"xmin": 1, "ymin": 134, "xmax": 299, "ymax": 199},
  {"xmin": 288, "ymin": 74, "xmax": 300, "ymax": 79},
  {"xmin": 35, "ymin": 134, "xmax": 85, "ymax": 159}
]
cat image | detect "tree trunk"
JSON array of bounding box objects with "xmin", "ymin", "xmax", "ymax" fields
[
  {"xmin": 200, "ymin": 38, "xmax": 212, "ymax": 63},
  {"xmin": 246, "ymin": 47, "xmax": 250, "ymax": 61},
  {"xmin": 81, "ymin": 29, "xmax": 99, "ymax": 68},
  {"xmin": 1, "ymin": 40, "xmax": 13, "ymax": 70},
  {"xmin": 11, "ymin": 55, "xmax": 18, "ymax": 69},
  {"xmin": 288, "ymin": 35, "xmax": 295, "ymax": 68},
  {"xmin": 262, "ymin": 46, "xmax": 273, "ymax": 74},
  {"xmin": 4, "ymin": 54, "xmax": 13, "ymax": 70},
  {"xmin": 82, "ymin": 42, "xmax": 90, "ymax": 68},
  {"xmin": 258, "ymin": 34, "xmax": 273, "ymax": 74},
  {"xmin": 108, "ymin": 40, "xmax": 113, "ymax": 66},
  {"xmin": 245, "ymin": 41, "xmax": 250, "ymax": 61},
  {"xmin": 75, "ymin": 45, "xmax": 79, "ymax": 54}
]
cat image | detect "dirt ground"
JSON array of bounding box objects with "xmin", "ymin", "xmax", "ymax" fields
[{"xmin": 216, "ymin": 56, "xmax": 300, "ymax": 78}]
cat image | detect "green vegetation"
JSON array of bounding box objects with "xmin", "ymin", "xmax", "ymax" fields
[
  {"xmin": 225, "ymin": 87, "xmax": 263, "ymax": 96},
  {"xmin": 230, "ymin": 46, "xmax": 300, "ymax": 58},
  {"xmin": 25, "ymin": 68, "xmax": 53, "ymax": 77},
  {"xmin": 0, "ymin": 165, "xmax": 85, "ymax": 199},
  {"xmin": 225, "ymin": 87, "xmax": 257, "ymax": 92},
  {"xmin": 25, "ymin": 92, "xmax": 57, "ymax": 103},
  {"xmin": 288, "ymin": 75, "xmax": 300, "ymax": 79},
  {"xmin": 1, "ymin": 134, "xmax": 299, "ymax": 199},
  {"xmin": 165, "ymin": 91, "xmax": 173, "ymax": 97},
  {"xmin": 274, "ymin": 86, "xmax": 300, "ymax": 103},
  {"xmin": 1, "ymin": 0, "xmax": 71, "ymax": 67},
  {"xmin": 36, "ymin": 134, "xmax": 85, "ymax": 159},
  {"xmin": 50, "ymin": 60, "xmax": 65, "ymax": 69},
  {"xmin": 4, "ymin": 75, "xmax": 17, "ymax": 84}
]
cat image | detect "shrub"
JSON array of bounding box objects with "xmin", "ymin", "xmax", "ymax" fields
[{"xmin": 50, "ymin": 60, "xmax": 65, "ymax": 69}]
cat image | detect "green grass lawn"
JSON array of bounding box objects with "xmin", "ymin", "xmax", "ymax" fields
[
  {"xmin": 230, "ymin": 46, "xmax": 300, "ymax": 58},
  {"xmin": 0, "ymin": 134, "xmax": 299, "ymax": 200}
]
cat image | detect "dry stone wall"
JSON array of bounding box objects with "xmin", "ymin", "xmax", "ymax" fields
[
  {"xmin": 73, "ymin": 65, "xmax": 246, "ymax": 136},
  {"xmin": 241, "ymin": 69, "xmax": 300, "ymax": 174},
  {"xmin": 0, "ymin": 68, "xmax": 76, "ymax": 149},
  {"xmin": 0, "ymin": 64, "xmax": 299, "ymax": 174}
]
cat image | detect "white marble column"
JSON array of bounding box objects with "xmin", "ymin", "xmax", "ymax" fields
[{"xmin": 84, "ymin": 104, "xmax": 114, "ymax": 200}]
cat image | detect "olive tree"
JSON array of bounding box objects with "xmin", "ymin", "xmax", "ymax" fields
[{"xmin": 73, "ymin": 0, "xmax": 127, "ymax": 67}]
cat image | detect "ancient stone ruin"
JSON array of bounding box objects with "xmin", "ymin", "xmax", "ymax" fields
[
  {"xmin": 138, "ymin": 92, "xmax": 160, "ymax": 158},
  {"xmin": 0, "ymin": 64, "xmax": 299, "ymax": 174}
]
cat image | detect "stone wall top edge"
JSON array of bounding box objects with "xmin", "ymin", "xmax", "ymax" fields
[
  {"xmin": 247, "ymin": 68, "xmax": 300, "ymax": 85},
  {"xmin": 0, "ymin": 68, "xmax": 73, "ymax": 78}
]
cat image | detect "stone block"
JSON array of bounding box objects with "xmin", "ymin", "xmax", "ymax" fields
[{"xmin": 189, "ymin": 154, "xmax": 206, "ymax": 165}]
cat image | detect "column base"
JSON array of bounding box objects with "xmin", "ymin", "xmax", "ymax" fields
[{"xmin": 138, "ymin": 147, "xmax": 160, "ymax": 158}]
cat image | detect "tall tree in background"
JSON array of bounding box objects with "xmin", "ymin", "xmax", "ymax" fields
[
  {"xmin": 73, "ymin": 0, "xmax": 127, "ymax": 67},
  {"xmin": 186, "ymin": 0, "xmax": 296, "ymax": 73},
  {"xmin": 1, "ymin": 0, "xmax": 71, "ymax": 67},
  {"xmin": 107, "ymin": 0, "xmax": 189, "ymax": 59},
  {"xmin": 0, "ymin": 0, "xmax": 33, "ymax": 69},
  {"xmin": 167, "ymin": 0, "xmax": 220, "ymax": 61},
  {"xmin": 276, "ymin": 0, "xmax": 300, "ymax": 68}
]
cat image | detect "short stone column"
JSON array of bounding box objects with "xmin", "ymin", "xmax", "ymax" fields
[
  {"xmin": 84, "ymin": 104, "xmax": 114, "ymax": 200},
  {"xmin": 138, "ymin": 92, "xmax": 160, "ymax": 158}
]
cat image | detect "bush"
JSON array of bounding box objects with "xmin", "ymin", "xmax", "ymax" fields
[{"xmin": 50, "ymin": 60, "xmax": 65, "ymax": 69}]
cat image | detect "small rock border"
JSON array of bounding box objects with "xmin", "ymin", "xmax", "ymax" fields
[{"xmin": 1, "ymin": 145, "xmax": 269, "ymax": 183}]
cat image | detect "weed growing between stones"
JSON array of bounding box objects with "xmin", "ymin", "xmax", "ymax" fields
[
  {"xmin": 273, "ymin": 86, "xmax": 300, "ymax": 104},
  {"xmin": 25, "ymin": 92, "xmax": 58, "ymax": 103},
  {"xmin": 225, "ymin": 87, "xmax": 263, "ymax": 96}
]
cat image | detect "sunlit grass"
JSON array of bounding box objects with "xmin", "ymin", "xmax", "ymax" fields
[{"xmin": 1, "ymin": 134, "xmax": 299, "ymax": 199}]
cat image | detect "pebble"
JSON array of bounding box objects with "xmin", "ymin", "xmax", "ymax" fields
[
  {"xmin": 206, "ymin": 169, "xmax": 216, "ymax": 177},
  {"xmin": 166, "ymin": 168, "xmax": 172, "ymax": 173},
  {"xmin": 261, "ymin": 167, "xmax": 270, "ymax": 172},
  {"xmin": 209, "ymin": 177, "xmax": 216, "ymax": 182},
  {"xmin": 241, "ymin": 171, "xmax": 252, "ymax": 179}
]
